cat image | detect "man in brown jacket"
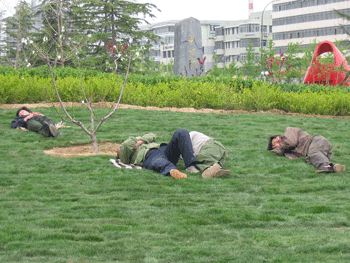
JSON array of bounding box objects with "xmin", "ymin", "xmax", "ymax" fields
[{"xmin": 268, "ymin": 127, "xmax": 345, "ymax": 173}]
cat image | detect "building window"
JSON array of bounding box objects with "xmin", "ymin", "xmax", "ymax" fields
[{"xmin": 273, "ymin": 0, "xmax": 348, "ymax": 12}]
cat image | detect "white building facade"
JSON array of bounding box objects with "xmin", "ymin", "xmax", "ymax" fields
[
  {"xmin": 214, "ymin": 10, "xmax": 273, "ymax": 68},
  {"xmin": 272, "ymin": 0, "xmax": 350, "ymax": 54}
]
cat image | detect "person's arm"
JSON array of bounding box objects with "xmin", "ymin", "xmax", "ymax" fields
[
  {"xmin": 133, "ymin": 133, "xmax": 156, "ymax": 150},
  {"xmin": 119, "ymin": 137, "xmax": 138, "ymax": 164},
  {"xmin": 271, "ymin": 147, "xmax": 285, "ymax": 156},
  {"xmin": 23, "ymin": 114, "xmax": 34, "ymax": 122},
  {"xmin": 271, "ymin": 147, "xmax": 298, "ymax": 159},
  {"xmin": 11, "ymin": 116, "xmax": 26, "ymax": 129},
  {"xmin": 279, "ymin": 127, "xmax": 299, "ymax": 149},
  {"xmin": 140, "ymin": 133, "xmax": 156, "ymax": 144},
  {"xmin": 22, "ymin": 112, "xmax": 44, "ymax": 122},
  {"xmin": 284, "ymin": 153, "xmax": 299, "ymax": 159},
  {"xmin": 272, "ymin": 128, "xmax": 302, "ymax": 158}
]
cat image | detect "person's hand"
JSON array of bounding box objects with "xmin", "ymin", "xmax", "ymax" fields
[
  {"xmin": 136, "ymin": 136, "xmax": 141, "ymax": 140},
  {"xmin": 24, "ymin": 114, "xmax": 34, "ymax": 122},
  {"xmin": 32, "ymin": 112, "xmax": 43, "ymax": 116},
  {"xmin": 134, "ymin": 140, "xmax": 144, "ymax": 150},
  {"xmin": 272, "ymin": 137, "xmax": 282, "ymax": 149},
  {"xmin": 273, "ymin": 142, "xmax": 281, "ymax": 148}
]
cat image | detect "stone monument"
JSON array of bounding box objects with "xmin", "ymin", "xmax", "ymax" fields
[{"xmin": 173, "ymin": 17, "xmax": 205, "ymax": 77}]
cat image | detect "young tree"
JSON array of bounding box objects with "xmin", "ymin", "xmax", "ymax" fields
[
  {"xmin": 262, "ymin": 42, "xmax": 305, "ymax": 84},
  {"xmin": 23, "ymin": 0, "xmax": 157, "ymax": 153},
  {"xmin": 241, "ymin": 42, "xmax": 260, "ymax": 78},
  {"xmin": 226, "ymin": 60, "xmax": 238, "ymax": 76}
]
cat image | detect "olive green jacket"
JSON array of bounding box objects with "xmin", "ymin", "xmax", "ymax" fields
[{"xmin": 119, "ymin": 133, "xmax": 160, "ymax": 165}]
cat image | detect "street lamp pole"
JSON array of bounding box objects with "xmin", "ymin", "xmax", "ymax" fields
[{"xmin": 260, "ymin": 0, "xmax": 275, "ymax": 49}]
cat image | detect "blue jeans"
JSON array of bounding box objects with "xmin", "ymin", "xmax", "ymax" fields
[{"xmin": 142, "ymin": 129, "xmax": 197, "ymax": 176}]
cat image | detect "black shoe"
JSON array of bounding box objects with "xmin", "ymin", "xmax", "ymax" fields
[{"xmin": 315, "ymin": 165, "xmax": 333, "ymax": 173}]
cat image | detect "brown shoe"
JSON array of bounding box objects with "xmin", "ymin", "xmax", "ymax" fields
[
  {"xmin": 213, "ymin": 168, "xmax": 230, "ymax": 177},
  {"xmin": 333, "ymin": 164, "xmax": 346, "ymax": 173},
  {"xmin": 170, "ymin": 169, "xmax": 187, "ymax": 179},
  {"xmin": 202, "ymin": 163, "xmax": 221, "ymax": 178}
]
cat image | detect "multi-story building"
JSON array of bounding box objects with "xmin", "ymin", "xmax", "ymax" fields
[
  {"xmin": 140, "ymin": 20, "xmax": 177, "ymax": 66},
  {"xmin": 272, "ymin": 0, "xmax": 350, "ymax": 54},
  {"xmin": 213, "ymin": 10, "xmax": 272, "ymax": 68},
  {"xmin": 140, "ymin": 19, "xmax": 224, "ymax": 72}
]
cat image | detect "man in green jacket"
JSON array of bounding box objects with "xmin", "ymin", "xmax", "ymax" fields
[
  {"xmin": 117, "ymin": 128, "xmax": 198, "ymax": 179},
  {"xmin": 189, "ymin": 131, "xmax": 230, "ymax": 178},
  {"xmin": 11, "ymin": 107, "xmax": 59, "ymax": 137}
]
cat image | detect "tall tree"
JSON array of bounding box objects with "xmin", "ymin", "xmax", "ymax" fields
[
  {"xmin": 37, "ymin": 0, "xmax": 84, "ymax": 67},
  {"xmin": 4, "ymin": 0, "xmax": 35, "ymax": 68},
  {"xmin": 73, "ymin": 0, "xmax": 159, "ymax": 72}
]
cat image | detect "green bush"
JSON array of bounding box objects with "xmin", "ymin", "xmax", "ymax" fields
[{"xmin": 1, "ymin": 68, "xmax": 350, "ymax": 116}]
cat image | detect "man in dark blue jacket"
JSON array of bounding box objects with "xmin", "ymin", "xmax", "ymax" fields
[{"xmin": 11, "ymin": 107, "xmax": 59, "ymax": 137}]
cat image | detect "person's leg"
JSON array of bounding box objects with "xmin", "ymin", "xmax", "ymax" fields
[
  {"xmin": 27, "ymin": 118, "xmax": 50, "ymax": 137},
  {"xmin": 195, "ymin": 140, "xmax": 226, "ymax": 172},
  {"xmin": 142, "ymin": 147, "xmax": 186, "ymax": 178},
  {"xmin": 31, "ymin": 115, "xmax": 58, "ymax": 137},
  {"xmin": 307, "ymin": 135, "xmax": 334, "ymax": 172},
  {"xmin": 164, "ymin": 128, "xmax": 197, "ymax": 168},
  {"xmin": 306, "ymin": 136, "xmax": 346, "ymax": 173},
  {"xmin": 196, "ymin": 140, "xmax": 230, "ymax": 178}
]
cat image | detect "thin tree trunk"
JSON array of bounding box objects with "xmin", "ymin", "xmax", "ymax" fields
[{"xmin": 90, "ymin": 133, "xmax": 99, "ymax": 154}]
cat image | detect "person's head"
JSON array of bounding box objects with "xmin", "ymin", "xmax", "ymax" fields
[
  {"xmin": 16, "ymin": 107, "xmax": 32, "ymax": 117},
  {"xmin": 267, "ymin": 135, "xmax": 282, "ymax": 151}
]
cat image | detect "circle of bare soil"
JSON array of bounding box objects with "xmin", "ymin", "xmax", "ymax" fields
[
  {"xmin": 2, "ymin": 102, "xmax": 349, "ymax": 158},
  {"xmin": 43, "ymin": 142, "xmax": 120, "ymax": 158}
]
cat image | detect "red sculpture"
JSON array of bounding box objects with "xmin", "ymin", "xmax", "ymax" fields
[{"xmin": 303, "ymin": 40, "xmax": 350, "ymax": 86}]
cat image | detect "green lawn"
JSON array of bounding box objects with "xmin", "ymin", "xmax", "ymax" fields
[{"xmin": 0, "ymin": 106, "xmax": 350, "ymax": 263}]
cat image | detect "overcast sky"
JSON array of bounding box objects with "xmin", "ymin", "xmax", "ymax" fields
[
  {"xmin": 139, "ymin": 0, "xmax": 275, "ymax": 23},
  {"xmin": 2, "ymin": 0, "xmax": 275, "ymax": 22}
]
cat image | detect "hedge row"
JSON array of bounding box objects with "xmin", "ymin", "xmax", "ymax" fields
[{"xmin": 1, "ymin": 73, "xmax": 350, "ymax": 116}]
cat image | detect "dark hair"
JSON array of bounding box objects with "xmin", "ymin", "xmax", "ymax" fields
[
  {"xmin": 16, "ymin": 107, "xmax": 32, "ymax": 117},
  {"xmin": 267, "ymin": 135, "xmax": 281, "ymax": 151}
]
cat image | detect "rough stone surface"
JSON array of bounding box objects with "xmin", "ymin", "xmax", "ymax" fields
[{"xmin": 173, "ymin": 17, "xmax": 204, "ymax": 77}]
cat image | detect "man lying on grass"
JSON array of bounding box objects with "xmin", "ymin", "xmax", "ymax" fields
[
  {"xmin": 117, "ymin": 128, "xmax": 230, "ymax": 179},
  {"xmin": 189, "ymin": 131, "xmax": 230, "ymax": 178},
  {"xmin": 268, "ymin": 127, "xmax": 345, "ymax": 173},
  {"xmin": 11, "ymin": 107, "xmax": 59, "ymax": 137}
]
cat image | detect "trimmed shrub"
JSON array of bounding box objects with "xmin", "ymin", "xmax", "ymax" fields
[{"xmin": 1, "ymin": 68, "xmax": 350, "ymax": 116}]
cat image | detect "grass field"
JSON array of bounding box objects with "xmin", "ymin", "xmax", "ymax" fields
[{"xmin": 1, "ymin": 106, "xmax": 350, "ymax": 263}]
